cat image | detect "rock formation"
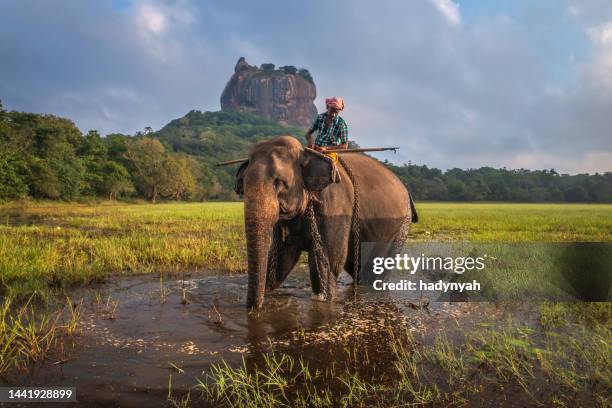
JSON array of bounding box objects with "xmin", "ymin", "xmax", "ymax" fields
[{"xmin": 220, "ymin": 57, "xmax": 317, "ymax": 128}]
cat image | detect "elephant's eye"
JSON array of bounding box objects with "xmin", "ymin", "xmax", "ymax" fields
[{"xmin": 274, "ymin": 177, "xmax": 287, "ymax": 191}]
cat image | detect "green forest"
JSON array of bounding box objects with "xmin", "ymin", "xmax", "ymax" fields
[{"xmin": 1, "ymin": 101, "xmax": 610, "ymax": 203}]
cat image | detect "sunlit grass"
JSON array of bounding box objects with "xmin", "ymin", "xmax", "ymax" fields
[
  {"xmin": 1, "ymin": 201, "xmax": 610, "ymax": 297},
  {"xmin": 0, "ymin": 201, "xmax": 245, "ymax": 296},
  {"xmin": 410, "ymin": 202, "xmax": 612, "ymax": 242},
  {"xmin": 0, "ymin": 295, "xmax": 82, "ymax": 376}
]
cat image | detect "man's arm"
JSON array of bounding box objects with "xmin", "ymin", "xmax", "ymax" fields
[
  {"xmin": 305, "ymin": 129, "xmax": 315, "ymax": 148},
  {"xmin": 305, "ymin": 115, "xmax": 320, "ymax": 148},
  {"xmin": 322, "ymin": 142, "xmax": 348, "ymax": 151}
]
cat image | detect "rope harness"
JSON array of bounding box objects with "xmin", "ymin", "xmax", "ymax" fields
[
  {"xmin": 268, "ymin": 156, "xmax": 361, "ymax": 300},
  {"xmin": 305, "ymin": 200, "xmax": 331, "ymax": 298},
  {"xmin": 337, "ymin": 156, "xmax": 361, "ymax": 287}
]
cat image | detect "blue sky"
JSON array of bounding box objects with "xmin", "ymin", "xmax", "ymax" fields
[{"xmin": 1, "ymin": 0, "xmax": 611, "ymax": 173}]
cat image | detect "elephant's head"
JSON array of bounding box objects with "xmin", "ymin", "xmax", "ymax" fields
[{"xmin": 235, "ymin": 136, "xmax": 336, "ymax": 309}]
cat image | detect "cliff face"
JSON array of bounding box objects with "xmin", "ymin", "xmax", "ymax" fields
[{"xmin": 220, "ymin": 57, "xmax": 317, "ymax": 128}]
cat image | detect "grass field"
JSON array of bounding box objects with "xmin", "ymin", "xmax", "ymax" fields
[
  {"xmin": 1, "ymin": 201, "xmax": 611, "ymax": 296},
  {"xmin": 0, "ymin": 201, "xmax": 611, "ymax": 406}
]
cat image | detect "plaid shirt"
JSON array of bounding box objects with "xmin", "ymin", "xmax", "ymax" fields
[{"xmin": 309, "ymin": 113, "xmax": 348, "ymax": 147}]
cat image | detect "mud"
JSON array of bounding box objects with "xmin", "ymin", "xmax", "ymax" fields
[{"xmin": 2, "ymin": 269, "xmax": 527, "ymax": 407}]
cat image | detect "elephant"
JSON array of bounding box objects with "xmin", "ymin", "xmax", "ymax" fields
[{"xmin": 235, "ymin": 136, "xmax": 418, "ymax": 309}]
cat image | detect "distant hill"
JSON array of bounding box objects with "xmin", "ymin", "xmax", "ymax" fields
[{"xmin": 153, "ymin": 110, "xmax": 305, "ymax": 194}]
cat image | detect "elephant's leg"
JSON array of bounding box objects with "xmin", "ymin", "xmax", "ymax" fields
[
  {"xmin": 309, "ymin": 217, "xmax": 350, "ymax": 301},
  {"xmin": 392, "ymin": 215, "xmax": 411, "ymax": 252},
  {"xmin": 343, "ymin": 234, "xmax": 357, "ymax": 281},
  {"xmin": 266, "ymin": 242, "xmax": 301, "ymax": 292},
  {"xmin": 324, "ymin": 227, "xmax": 349, "ymax": 299},
  {"xmin": 345, "ymin": 216, "xmax": 411, "ymax": 284}
]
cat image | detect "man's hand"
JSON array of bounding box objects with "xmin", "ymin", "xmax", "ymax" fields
[
  {"xmin": 323, "ymin": 143, "xmax": 348, "ymax": 151},
  {"xmin": 315, "ymin": 146, "xmax": 326, "ymax": 152},
  {"xmin": 305, "ymin": 129, "xmax": 314, "ymax": 149}
]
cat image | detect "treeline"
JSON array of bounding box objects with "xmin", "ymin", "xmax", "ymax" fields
[
  {"xmin": 1, "ymin": 103, "xmax": 610, "ymax": 203},
  {"xmin": 387, "ymin": 162, "xmax": 612, "ymax": 203},
  {"xmin": 0, "ymin": 104, "xmax": 221, "ymax": 202}
]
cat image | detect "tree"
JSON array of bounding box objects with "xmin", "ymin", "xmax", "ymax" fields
[
  {"xmin": 124, "ymin": 138, "xmax": 167, "ymax": 202},
  {"xmin": 28, "ymin": 157, "xmax": 61, "ymax": 199},
  {"xmin": 261, "ymin": 63, "xmax": 275, "ymax": 72},
  {"xmin": 565, "ymin": 186, "xmax": 589, "ymax": 202},
  {"xmin": 100, "ymin": 161, "xmax": 134, "ymax": 200},
  {"xmin": 298, "ymin": 68, "xmax": 313, "ymax": 82},
  {"xmin": 158, "ymin": 155, "xmax": 196, "ymax": 200},
  {"xmin": 0, "ymin": 150, "xmax": 28, "ymax": 201},
  {"xmin": 80, "ymin": 130, "xmax": 108, "ymax": 196},
  {"xmin": 280, "ymin": 65, "xmax": 297, "ymax": 75}
]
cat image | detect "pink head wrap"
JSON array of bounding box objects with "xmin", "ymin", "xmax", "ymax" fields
[{"xmin": 325, "ymin": 97, "xmax": 345, "ymax": 111}]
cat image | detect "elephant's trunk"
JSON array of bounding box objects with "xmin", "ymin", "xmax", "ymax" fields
[{"xmin": 244, "ymin": 177, "xmax": 278, "ymax": 309}]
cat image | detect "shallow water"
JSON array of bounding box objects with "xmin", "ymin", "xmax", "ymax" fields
[{"xmin": 3, "ymin": 269, "xmax": 521, "ymax": 407}]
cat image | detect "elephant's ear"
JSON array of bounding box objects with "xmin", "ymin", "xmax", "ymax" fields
[
  {"xmin": 234, "ymin": 160, "xmax": 249, "ymax": 196},
  {"xmin": 301, "ymin": 149, "xmax": 335, "ymax": 191}
]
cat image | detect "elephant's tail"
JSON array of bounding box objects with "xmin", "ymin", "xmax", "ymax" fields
[{"xmin": 409, "ymin": 192, "xmax": 418, "ymax": 223}]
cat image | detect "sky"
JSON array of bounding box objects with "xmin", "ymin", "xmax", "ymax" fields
[{"xmin": 1, "ymin": 0, "xmax": 611, "ymax": 174}]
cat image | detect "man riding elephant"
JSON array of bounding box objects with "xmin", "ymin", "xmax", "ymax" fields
[
  {"xmin": 306, "ymin": 97, "xmax": 349, "ymax": 153},
  {"xmin": 235, "ymin": 135, "xmax": 418, "ymax": 309}
]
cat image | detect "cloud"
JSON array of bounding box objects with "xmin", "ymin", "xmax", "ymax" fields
[
  {"xmin": 588, "ymin": 22, "xmax": 612, "ymax": 45},
  {"xmin": 137, "ymin": 3, "xmax": 167, "ymax": 34},
  {"xmin": 135, "ymin": 0, "xmax": 196, "ymax": 35},
  {"xmin": 430, "ymin": 0, "xmax": 461, "ymax": 26},
  {"xmin": 586, "ymin": 21, "xmax": 612, "ymax": 90},
  {"xmin": 0, "ymin": 0, "xmax": 610, "ymax": 174}
]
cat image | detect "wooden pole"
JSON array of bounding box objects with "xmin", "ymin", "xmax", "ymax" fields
[
  {"xmin": 215, "ymin": 146, "xmax": 400, "ymax": 166},
  {"xmin": 215, "ymin": 158, "xmax": 250, "ymax": 166}
]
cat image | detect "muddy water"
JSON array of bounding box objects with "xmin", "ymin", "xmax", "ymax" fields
[{"xmin": 5, "ymin": 269, "xmax": 512, "ymax": 407}]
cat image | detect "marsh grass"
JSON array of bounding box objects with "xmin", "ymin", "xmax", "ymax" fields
[
  {"xmin": 0, "ymin": 295, "xmax": 82, "ymax": 376},
  {"xmin": 196, "ymin": 303, "xmax": 612, "ymax": 407},
  {"xmin": 167, "ymin": 373, "xmax": 192, "ymax": 408}
]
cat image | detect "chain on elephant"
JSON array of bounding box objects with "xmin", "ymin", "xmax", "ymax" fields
[
  {"xmin": 266, "ymin": 157, "xmax": 361, "ymax": 302},
  {"xmin": 337, "ymin": 155, "xmax": 360, "ymax": 291}
]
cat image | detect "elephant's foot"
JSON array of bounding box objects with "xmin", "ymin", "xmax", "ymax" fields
[
  {"xmin": 310, "ymin": 291, "xmax": 335, "ymax": 302},
  {"xmin": 311, "ymin": 293, "xmax": 326, "ymax": 302}
]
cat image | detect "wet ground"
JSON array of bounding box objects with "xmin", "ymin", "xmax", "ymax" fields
[{"xmin": 3, "ymin": 269, "xmax": 528, "ymax": 407}]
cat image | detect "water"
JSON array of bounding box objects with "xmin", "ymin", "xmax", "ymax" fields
[{"xmin": 4, "ymin": 268, "xmax": 500, "ymax": 407}]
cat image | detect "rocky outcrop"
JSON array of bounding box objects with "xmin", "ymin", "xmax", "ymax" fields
[{"xmin": 220, "ymin": 57, "xmax": 317, "ymax": 128}]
